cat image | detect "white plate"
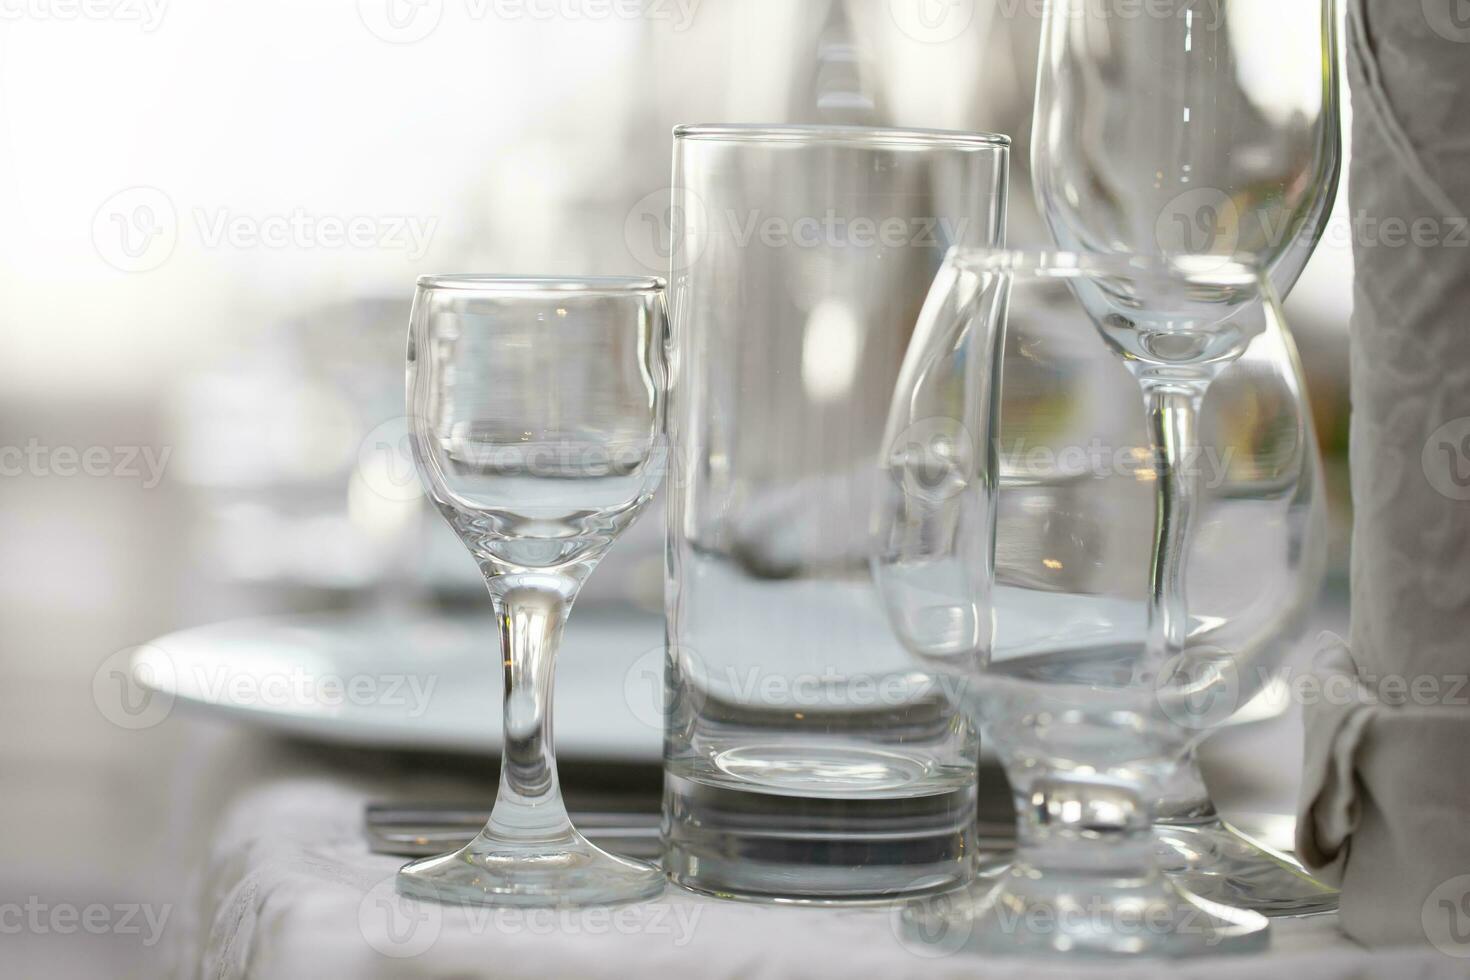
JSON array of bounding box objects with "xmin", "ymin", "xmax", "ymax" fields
[
  {"xmin": 135, "ymin": 590, "xmax": 1282, "ymax": 759},
  {"xmin": 137, "ymin": 607, "xmax": 667, "ymax": 760}
]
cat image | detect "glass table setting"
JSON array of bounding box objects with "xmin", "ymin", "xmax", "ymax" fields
[{"xmin": 143, "ymin": 0, "xmax": 1468, "ymax": 972}]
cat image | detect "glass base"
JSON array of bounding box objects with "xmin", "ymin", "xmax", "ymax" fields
[
  {"xmin": 899, "ymin": 866, "xmax": 1270, "ymax": 958},
  {"xmin": 662, "ymin": 752, "xmax": 979, "ymax": 903},
  {"xmin": 1155, "ymin": 819, "xmax": 1338, "ymax": 918},
  {"xmin": 396, "ymin": 829, "xmax": 665, "ymax": 908}
]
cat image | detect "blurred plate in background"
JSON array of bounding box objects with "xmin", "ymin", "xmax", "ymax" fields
[
  {"xmin": 132, "ymin": 589, "xmax": 1284, "ymax": 760},
  {"xmin": 134, "ymin": 606, "xmax": 667, "ymax": 760}
]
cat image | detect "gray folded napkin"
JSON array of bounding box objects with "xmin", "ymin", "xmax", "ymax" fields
[{"xmin": 1297, "ymin": 0, "xmax": 1470, "ymax": 950}]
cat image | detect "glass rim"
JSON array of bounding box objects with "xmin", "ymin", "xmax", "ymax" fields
[
  {"xmin": 415, "ymin": 274, "xmax": 666, "ymax": 294},
  {"xmin": 673, "ymin": 123, "xmax": 1011, "ymax": 150},
  {"xmin": 946, "ymin": 248, "xmax": 1266, "ymax": 288}
]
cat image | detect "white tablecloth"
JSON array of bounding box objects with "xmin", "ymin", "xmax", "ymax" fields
[{"xmin": 165, "ymin": 731, "xmax": 1466, "ymax": 980}]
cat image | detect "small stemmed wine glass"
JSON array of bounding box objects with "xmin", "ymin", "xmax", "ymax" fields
[{"xmin": 397, "ymin": 275, "xmax": 667, "ymax": 907}]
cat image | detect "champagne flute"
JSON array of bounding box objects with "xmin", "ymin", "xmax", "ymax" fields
[{"xmin": 397, "ymin": 275, "xmax": 667, "ymax": 907}]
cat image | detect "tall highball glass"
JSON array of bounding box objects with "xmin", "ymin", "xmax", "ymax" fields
[{"xmin": 663, "ymin": 124, "xmax": 1009, "ymax": 902}]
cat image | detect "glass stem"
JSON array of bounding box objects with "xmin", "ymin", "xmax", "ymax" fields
[
  {"xmin": 1154, "ymin": 752, "xmax": 1219, "ymax": 823},
  {"xmin": 1142, "ymin": 381, "xmax": 1206, "ymax": 677},
  {"xmin": 1016, "ymin": 776, "xmax": 1156, "ymax": 879},
  {"xmin": 483, "ymin": 570, "xmax": 583, "ymax": 844}
]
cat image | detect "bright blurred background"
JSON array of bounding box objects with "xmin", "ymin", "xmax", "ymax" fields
[{"xmin": 0, "ymin": 1, "xmax": 1352, "ymax": 975}]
